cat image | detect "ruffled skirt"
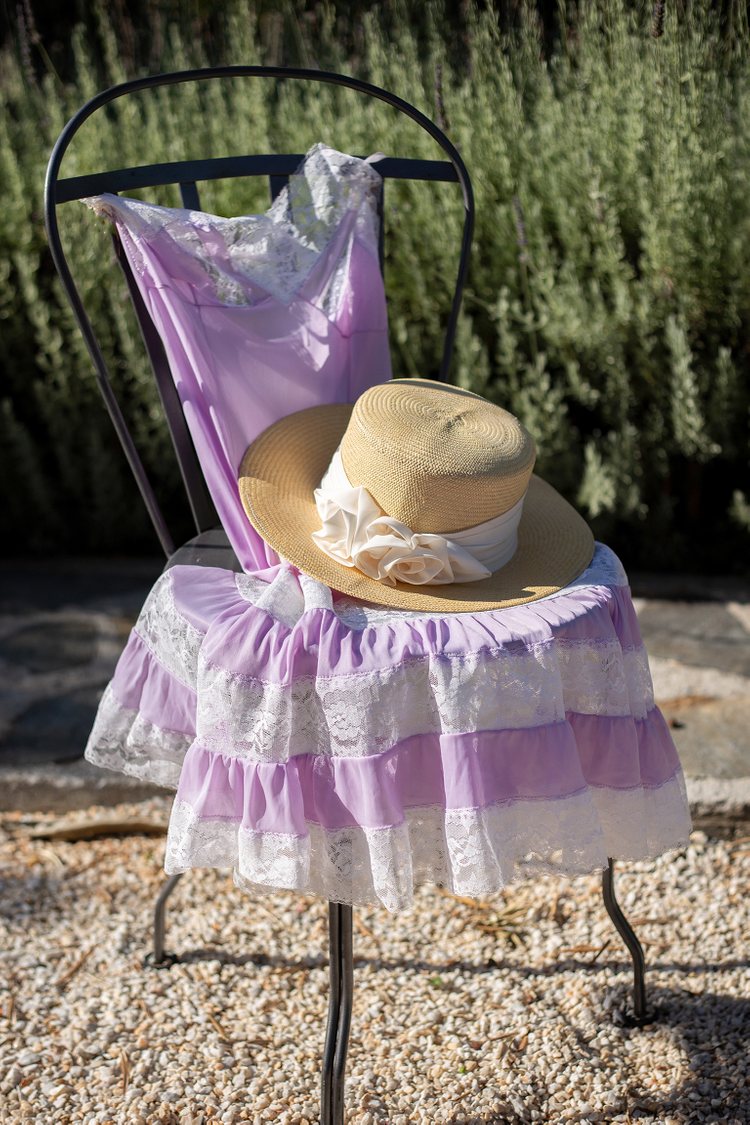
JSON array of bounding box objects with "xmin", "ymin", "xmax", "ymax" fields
[{"xmin": 86, "ymin": 546, "xmax": 691, "ymax": 912}]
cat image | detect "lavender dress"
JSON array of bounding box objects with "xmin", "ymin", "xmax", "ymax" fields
[
  {"xmin": 87, "ymin": 144, "xmax": 391, "ymax": 573},
  {"xmin": 85, "ymin": 146, "xmax": 691, "ymax": 912}
]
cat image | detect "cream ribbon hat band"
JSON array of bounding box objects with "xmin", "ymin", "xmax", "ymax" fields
[
  {"xmin": 312, "ymin": 448, "xmax": 526, "ymax": 586},
  {"xmin": 238, "ymin": 379, "xmax": 595, "ymax": 613}
]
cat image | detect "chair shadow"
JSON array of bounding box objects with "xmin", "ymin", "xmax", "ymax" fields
[
  {"xmin": 171, "ymin": 945, "xmax": 750, "ymax": 980},
  {"xmin": 0, "ymin": 870, "xmax": 64, "ymax": 921},
  {"xmin": 170, "ymin": 947, "xmax": 750, "ymax": 1123},
  {"xmin": 652, "ymin": 987, "xmax": 750, "ymax": 1121},
  {"xmin": 441, "ymin": 986, "xmax": 750, "ymax": 1124}
]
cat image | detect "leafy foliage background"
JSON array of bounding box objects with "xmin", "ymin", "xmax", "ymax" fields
[{"xmin": 1, "ymin": 0, "xmax": 749, "ymax": 571}]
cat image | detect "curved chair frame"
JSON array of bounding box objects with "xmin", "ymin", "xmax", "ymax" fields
[
  {"xmin": 44, "ymin": 66, "xmax": 651, "ymax": 1125},
  {"xmin": 44, "ymin": 65, "xmax": 475, "ymax": 558}
]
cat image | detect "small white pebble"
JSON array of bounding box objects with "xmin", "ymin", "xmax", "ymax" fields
[{"xmin": 18, "ymin": 1051, "xmax": 42, "ymax": 1067}]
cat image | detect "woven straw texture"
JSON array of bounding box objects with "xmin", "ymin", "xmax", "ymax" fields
[
  {"xmin": 238, "ymin": 385, "xmax": 595, "ymax": 612},
  {"xmin": 340, "ymin": 380, "xmax": 535, "ymax": 532}
]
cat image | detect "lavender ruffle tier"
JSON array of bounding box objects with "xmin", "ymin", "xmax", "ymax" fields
[{"xmin": 86, "ymin": 545, "xmax": 691, "ymax": 912}]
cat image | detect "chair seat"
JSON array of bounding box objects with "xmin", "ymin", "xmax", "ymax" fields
[{"xmin": 165, "ymin": 528, "xmax": 243, "ymax": 572}]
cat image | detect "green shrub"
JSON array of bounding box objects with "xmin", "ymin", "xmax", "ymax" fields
[{"xmin": 1, "ymin": 0, "xmax": 749, "ymax": 572}]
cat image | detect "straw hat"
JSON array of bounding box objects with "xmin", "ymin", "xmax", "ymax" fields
[{"xmin": 238, "ymin": 379, "xmax": 594, "ymax": 612}]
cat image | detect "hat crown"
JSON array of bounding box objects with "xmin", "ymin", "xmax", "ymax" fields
[{"xmin": 339, "ymin": 380, "xmax": 536, "ymax": 533}]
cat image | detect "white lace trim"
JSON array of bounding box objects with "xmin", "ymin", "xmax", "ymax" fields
[
  {"xmin": 560, "ymin": 541, "xmax": 628, "ymax": 589},
  {"xmin": 329, "ymin": 541, "xmax": 629, "ymax": 627},
  {"xmin": 230, "ymin": 543, "xmax": 628, "ymax": 630},
  {"xmin": 84, "ymin": 684, "xmax": 190, "ymax": 789},
  {"xmin": 165, "ymin": 776, "xmax": 691, "ymax": 912},
  {"xmin": 159, "ymin": 543, "xmax": 627, "ymax": 638},
  {"xmin": 86, "ymin": 144, "xmax": 381, "ymax": 316},
  {"xmin": 194, "ymin": 643, "xmax": 654, "ymax": 761},
  {"xmin": 134, "ymin": 570, "xmax": 203, "ymax": 687},
  {"xmin": 234, "ymin": 569, "xmax": 286, "ymax": 608}
]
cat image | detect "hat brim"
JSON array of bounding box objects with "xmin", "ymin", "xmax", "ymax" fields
[{"xmin": 238, "ymin": 402, "xmax": 595, "ymax": 613}]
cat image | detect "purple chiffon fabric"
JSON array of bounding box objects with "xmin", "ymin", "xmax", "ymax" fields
[
  {"xmin": 175, "ymin": 714, "xmax": 679, "ymax": 837},
  {"xmin": 87, "ymin": 145, "xmax": 391, "ymax": 572}
]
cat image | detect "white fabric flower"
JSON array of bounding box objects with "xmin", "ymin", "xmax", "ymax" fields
[{"xmin": 312, "ymin": 462, "xmax": 491, "ymax": 587}]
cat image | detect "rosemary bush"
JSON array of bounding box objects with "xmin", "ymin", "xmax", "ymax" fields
[{"xmin": 1, "ymin": 0, "xmax": 749, "ymax": 570}]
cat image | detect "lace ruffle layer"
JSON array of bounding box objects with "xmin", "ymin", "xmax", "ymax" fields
[
  {"xmin": 166, "ymin": 775, "xmax": 691, "ymax": 913},
  {"xmin": 86, "ymin": 683, "xmax": 191, "ymax": 790}
]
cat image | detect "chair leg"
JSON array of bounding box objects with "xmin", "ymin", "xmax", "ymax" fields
[
  {"xmin": 321, "ymin": 902, "xmax": 354, "ymax": 1125},
  {"xmin": 601, "ymin": 858, "xmax": 654, "ymax": 1025},
  {"xmin": 143, "ymin": 872, "xmax": 184, "ymax": 967}
]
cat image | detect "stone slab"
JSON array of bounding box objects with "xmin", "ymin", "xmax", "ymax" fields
[
  {"xmin": 685, "ymin": 777, "xmax": 750, "ymax": 836},
  {"xmin": 660, "ymin": 696, "xmax": 750, "ymax": 781},
  {"xmin": 0, "ymin": 760, "xmax": 166, "ymax": 813},
  {"xmin": 0, "ymin": 560, "xmax": 158, "ymax": 771},
  {"xmin": 636, "ymin": 600, "xmax": 750, "ymax": 676}
]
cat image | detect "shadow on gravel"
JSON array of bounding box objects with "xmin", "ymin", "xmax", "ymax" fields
[
  {"xmin": 0, "ymin": 871, "xmax": 66, "ymax": 923},
  {"xmin": 164, "ymin": 950, "xmax": 750, "ymax": 1123},
  {"xmin": 165, "ymin": 946, "xmax": 750, "ymax": 979},
  {"xmin": 649, "ymin": 986, "xmax": 749, "ymax": 1122},
  {"xmin": 434, "ymin": 986, "xmax": 750, "ymax": 1125},
  {"xmin": 582, "ymin": 984, "xmax": 750, "ymax": 1125}
]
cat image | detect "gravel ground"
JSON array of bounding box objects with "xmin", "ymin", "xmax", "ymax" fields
[{"xmin": 0, "ymin": 800, "xmax": 748, "ymax": 1125}]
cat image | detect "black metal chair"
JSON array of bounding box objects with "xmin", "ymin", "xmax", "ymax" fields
[{"xmin": 44, "ymin": 65, "xmax": 652, "ymax": 1125}]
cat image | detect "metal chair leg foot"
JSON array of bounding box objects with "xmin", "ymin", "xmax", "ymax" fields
[
  {"xmin": 333, "ymin": 904, "xmax": 353, "ymax": 1123},
  {"xmin": 321, "ymin": 902, "xmax": 342, "ymax": 1123},
  {"xmin": 143, "ymin": 872, "xmax": 184, "ymax": 968},
  {"xmin": 321, "ymin": 902, "xmax": 354, "ymax": 1125},
  {"xmin": 602, "ymin": 858, "xmax": 654, "ymax": 1026}
]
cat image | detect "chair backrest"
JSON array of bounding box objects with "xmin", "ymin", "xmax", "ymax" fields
[{"xmin": 44, "ymin": 66, "xmax": 475, "ymax": 558}]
